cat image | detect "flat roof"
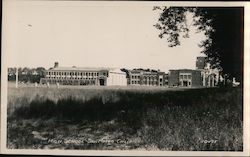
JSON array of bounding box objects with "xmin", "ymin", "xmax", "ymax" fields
[{"xmin": 49, "ymin": 67, "xmax": 111, "ymax": 71}]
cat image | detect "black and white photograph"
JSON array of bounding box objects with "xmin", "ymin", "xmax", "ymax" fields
[{"xmin": 1, "ymin": 0, "xmax": 250, "ymax": 156}]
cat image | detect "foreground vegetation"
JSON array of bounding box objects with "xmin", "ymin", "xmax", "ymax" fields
[{"xmin": 7, "ymin": 84, "xmax": 243, "ymax": 151}]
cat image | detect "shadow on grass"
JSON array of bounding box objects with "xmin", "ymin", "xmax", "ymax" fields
[{"xmin": 7, "ymin": 87, "xmax": 243, "ymax": 150}]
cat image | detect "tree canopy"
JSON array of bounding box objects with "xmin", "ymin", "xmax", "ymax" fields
[
  {"xmin": 154, "ymin": 7, "xmax": 244, "ymax": 82},
  {"xmin": 8, "ymin": 67, "xmax": 46, "ymax": 83}
]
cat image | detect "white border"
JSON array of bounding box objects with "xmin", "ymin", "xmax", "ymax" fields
[{"xmin": 1, "ymin": 1, "xmax": 250, "ymax": 156}]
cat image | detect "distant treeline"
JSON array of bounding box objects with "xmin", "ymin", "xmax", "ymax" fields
[{"xmin": 8, "ymin": 67, "xmax": 46, "ymax": 83}]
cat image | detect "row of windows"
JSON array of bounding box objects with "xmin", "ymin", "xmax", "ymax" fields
[
  {"xmin": 132, "ymin": 75, "xmax": 160, "ymax": 79},
  {"xmin": 47, "ymin": 75, "xmax": 98, "ymax": 78},
  {"xmin": 143, "ymin": 78, "xmax": 158, "ymax": 81},
  {"xmin": 131, "ymin": 80, "xmax": 160, "ymax": 85},
  {"xmin": 46, "ymin": 77, "xmax": 98, "ymax": 80},
  {"xmin": 131, "ymin": 81, "xmax": 140, "ymax": 84},
  {"xmin": 142, "ymin": 81, "xmax": 158, "ymax": 85},
  {"xmin": 47, "ymin": 71, "xmax": 106, "ymax": 77},
  {"xmin": 131, "ymin": 75, "xmax": 140, "ymax": 79},
  {"xmin": 180, "ymin": 74, "xmax": 192, "ymax": 80}
]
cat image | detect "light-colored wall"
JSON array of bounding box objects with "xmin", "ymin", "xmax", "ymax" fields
[{"xmin": 107, "ymin": 72, "xmax": 127, "ymax": 86}]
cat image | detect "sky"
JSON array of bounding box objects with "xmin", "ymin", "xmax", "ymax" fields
[{"xmin": 3, "ymin": 0, "xmax": 206, "ymax": 72}]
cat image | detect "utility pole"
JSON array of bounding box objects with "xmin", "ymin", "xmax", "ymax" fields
[{"xmin": 15, "ymin": 67, "xmax": 18, "ymax": 88}]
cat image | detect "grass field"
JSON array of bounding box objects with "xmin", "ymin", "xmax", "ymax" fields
[{"xmin": 7, "ymin": 82, "xmax": 243, "ymax": 151}]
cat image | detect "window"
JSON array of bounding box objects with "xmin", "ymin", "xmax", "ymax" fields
[
  {"xmin": 188, "ymin": 75, "xmax": 191, "ymax": 79},
  {"xmin": 184, "ymin": 75, "xmax": 188, "ymax": 79}
]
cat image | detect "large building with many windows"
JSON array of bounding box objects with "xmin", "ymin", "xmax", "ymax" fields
[
  {"xmin": 40, "ymin": 62, "xmax": 127, "ymax": 86},
  {"xmin": 40, "ymin": 57, "xmax": 219, "ymax": 88},
  {"xmin": 128, "ymin": 69, "xmax": 168, "ymax": 86},
  {"xmin": 168, "ymin": 57, "xmax": 220, "ymax": 87},
  {"xmin": 168, "ymin": 69, "xmax": 202, "ymax": 87}
]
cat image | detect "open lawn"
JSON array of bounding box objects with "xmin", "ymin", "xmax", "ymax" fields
[{"xmin": 7, "ymin": 82, "xmax": 243, "ymax": 151}]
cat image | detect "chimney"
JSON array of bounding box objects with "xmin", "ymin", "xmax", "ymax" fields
[{"xmin": 54, "ymin": 62, "xmax": 59, "ymax": 68}]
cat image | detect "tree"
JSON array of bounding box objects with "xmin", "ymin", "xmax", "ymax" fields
[
  {"xmin": 8, "ymin": 67, "xmax": 47, "ymax": 83},
  {"xmin": 154, "ymin": 7, "xmax": 244, "ymax": 83},
  {"xmin": 36, "ymin": 67, "xmax": 46, "ymax": 76}
]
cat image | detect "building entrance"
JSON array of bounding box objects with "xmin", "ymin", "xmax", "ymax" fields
[
  {"xmin": 183, "ymin": 81, "xmax": 188, "ymax": 87},
  {"xmin": 99, "ymin": 79, "xmax": 105, "ymax": 86}
]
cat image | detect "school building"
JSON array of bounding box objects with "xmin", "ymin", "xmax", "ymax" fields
[
  {"xmin": 168, "ymin": 57, "xmax": 220, "ymax": 87},
  {"xmin": 40, "ymin": 62, "xmax": 127, "ymax": 86},
  {"xmin": 128, "ymin": 69, "xmax": 168, "ymax": 86}
]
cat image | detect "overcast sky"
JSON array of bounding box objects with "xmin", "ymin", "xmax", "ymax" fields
[{"xmin": 3, "ymin": 0, "xmax": 206, "ymax": 72}]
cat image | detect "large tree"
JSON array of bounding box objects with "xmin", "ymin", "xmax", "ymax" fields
[{"xmin": 154, "ymin": 7, "xmax": 244, "ymax": 83}]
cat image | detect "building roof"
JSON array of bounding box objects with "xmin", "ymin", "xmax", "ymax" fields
[
  {"xmin": 48, "ymin": 66, "xmax": 126, "ymax": 75},
  {"xmin": 49, "ymin": 66, "xmax": 111, "ymax": 71},
  {"xmin": 169, "ymin": 69, "xmax": 196, "ymax": 72}
]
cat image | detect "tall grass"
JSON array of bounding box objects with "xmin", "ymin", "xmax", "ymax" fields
[{"xmin": 7, "ymin": 85, "xmax": 243, "ymax": 150}]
